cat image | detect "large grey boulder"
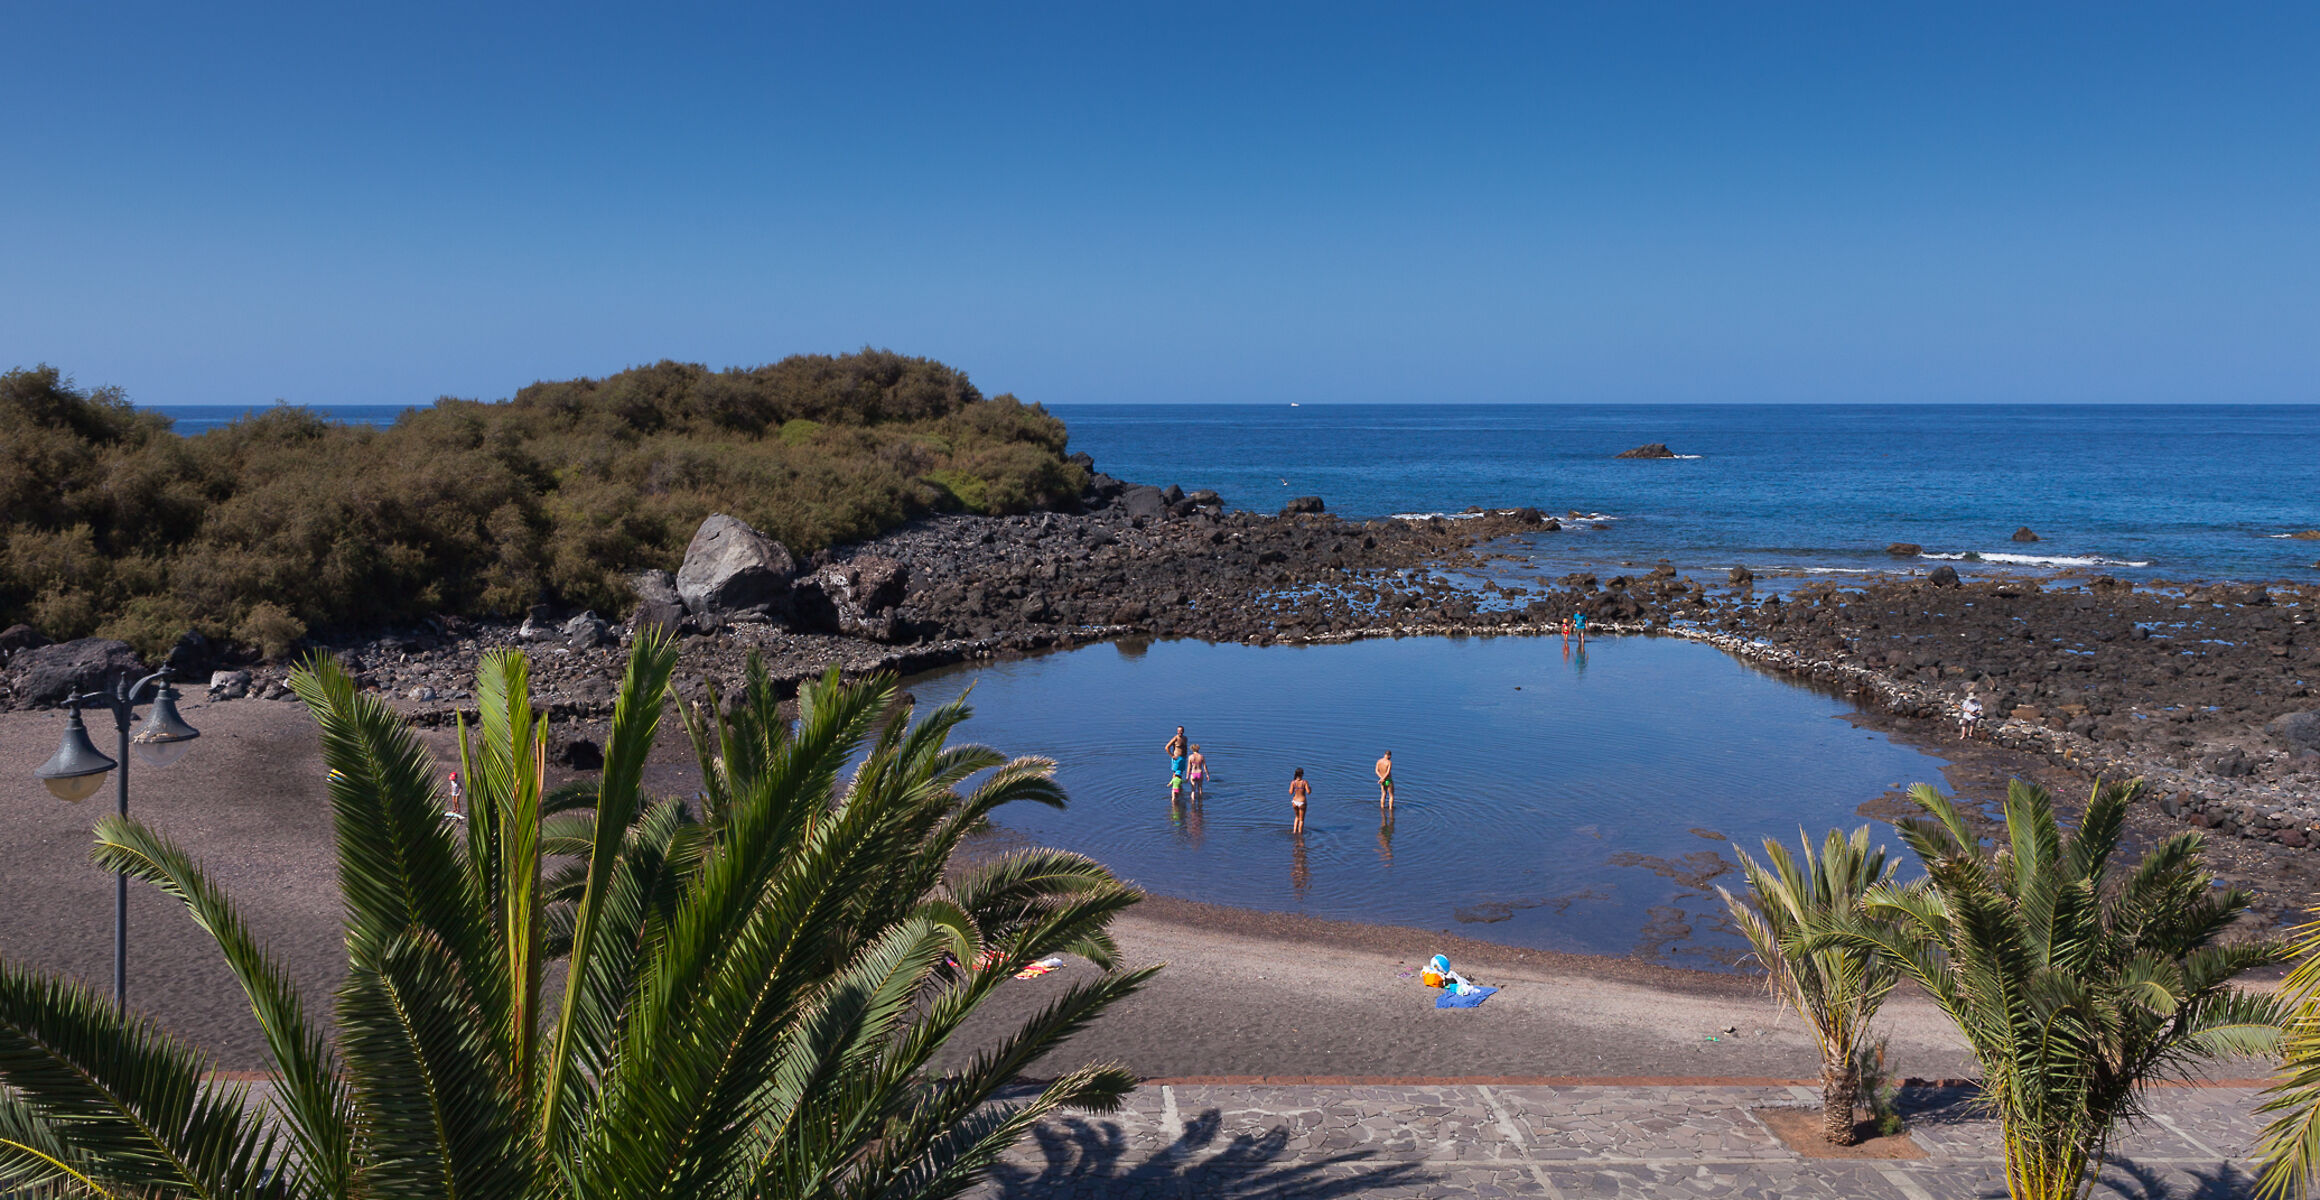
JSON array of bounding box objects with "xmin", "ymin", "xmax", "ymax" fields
[
  {"xmin": 5, "ymin": 638, "xmax": 146, "ymax": 707},
  {"xmin": 675, "ymin": 514, "xmax": 796, "ymax": 619},
  {"xmin": 2271, "ymin": 710, "xmax": 2320, "ymax": 757}
]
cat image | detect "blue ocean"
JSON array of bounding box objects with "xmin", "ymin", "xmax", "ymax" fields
[
  {"xmin": 150, "ymin": 402, "xmax": 2320, "ymax": 583},
  {"xmin": 1052, "ymin": 403, "xmax": 2320, "ymax": 585}
]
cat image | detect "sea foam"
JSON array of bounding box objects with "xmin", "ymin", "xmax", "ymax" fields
[{"xmin": 1920, "ymin": 551, "xmax": 2153, "ymax": 569}]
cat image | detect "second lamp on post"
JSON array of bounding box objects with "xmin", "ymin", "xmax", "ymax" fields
[{"xmin": 32, "ymin": 668, "xmax": 201, "ymax": 1007}]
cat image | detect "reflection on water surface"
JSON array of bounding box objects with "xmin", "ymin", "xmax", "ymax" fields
[{"xmin": 904, "ymin": 635, "xmax": 1949, "ymax": 966}]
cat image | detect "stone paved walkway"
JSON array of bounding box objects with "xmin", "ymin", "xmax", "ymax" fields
[{"xmin": 970, "ymin": 1081, "xmax": 2274, "ymax": 1199}]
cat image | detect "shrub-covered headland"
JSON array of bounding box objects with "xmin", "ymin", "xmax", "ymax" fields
[{"xmin": 0, "ymin": 351, "xmax": 1085, "ymax": 656}]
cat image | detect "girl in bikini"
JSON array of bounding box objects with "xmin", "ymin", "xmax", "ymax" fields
[
  {"xmin": 1289, "ymin": 767, "xmax": 1311, "ymax": 834},
  {"xmin": 1187, "ymin": 745, "xmax": 1207, "ymax": 801}
]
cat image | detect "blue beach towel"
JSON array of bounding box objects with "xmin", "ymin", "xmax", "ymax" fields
[{"xmin": 1435, "ymin": 985, "xmax": 1498, "ymax": 1009}]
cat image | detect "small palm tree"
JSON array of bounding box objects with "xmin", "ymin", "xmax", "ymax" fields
[
  {"xmin": 0, "ymin": 635, "xmax": 1154, "ymax": 1199},
  {"xmin": 1833, "ymin": 778, "xmax": 2285, "ymax": 1200},
  {"xmin": 1717, "ymin": 825, "xmax": 1902, "ymax": 1145},
  {"xmin": 2256, "ymin": 907, "xmax": 2320, "ymax": 1197}
]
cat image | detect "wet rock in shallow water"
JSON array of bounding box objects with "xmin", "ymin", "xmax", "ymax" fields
[
  {"xmin": 1281, "ymin": 496, "xmax": 1325, "ymax": 516},
  {"xmin": 1929, "ymin": 565, "xmax": 1962, "ymax": 587},
  {"xmin": 1727, "ymin": 565, "xmax": 1752, "ymax": 585},
  {"xmin": 2012, "ymin": 527, "xmax": 2041, "ymax": 542},
  {"xmin": 1886, "ymin": 543, "xmax": 1922, "ymax": 556},
  {"xmin": 676, "ymin": 514, "xmax": 796, "ymax": 619}
]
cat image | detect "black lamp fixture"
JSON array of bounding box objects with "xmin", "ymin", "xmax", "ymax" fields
[
  {"xmin": 131, "ymin": 680, "xmax": 200, "ymax": 768},
  {"xmin": 35, "ymin": 698, "xmax": 116, "ymax": 802}
]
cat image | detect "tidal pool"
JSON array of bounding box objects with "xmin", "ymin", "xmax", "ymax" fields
[{"xmin": 903, "ymin": 634, "xmax": 1950, "ymax": 967}]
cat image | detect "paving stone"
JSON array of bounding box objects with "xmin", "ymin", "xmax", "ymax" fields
[{"xmin": 965, "ymin": 1083, "xmax": 2267, "ymax": 1199}]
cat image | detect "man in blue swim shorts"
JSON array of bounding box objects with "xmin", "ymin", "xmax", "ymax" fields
[{"xmin": 1165, "ymin": 725, "xmax": 1189, "ymax": 794}]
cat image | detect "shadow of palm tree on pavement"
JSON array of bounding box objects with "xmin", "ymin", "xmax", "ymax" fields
[{"xmin": 984, "ymin": 1107, "xmax": 1433, "ymax": 1199}]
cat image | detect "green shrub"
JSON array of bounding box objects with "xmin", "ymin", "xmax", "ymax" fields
[
  {"xmin": 1, "ymin": 350, "xmax": 1072, "ymax": 646},
  {"xmin": 233, "ymin": 602, "xmax": 308, "ymax": 661}
]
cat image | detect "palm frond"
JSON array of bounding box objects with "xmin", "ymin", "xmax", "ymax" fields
[
  {"xmin": 0, "ymin": 961, "xmax": 286, "ymax": 1200},
  {"xmin": 90, "ymin": 815, "xmax": 356, "ymax": 1197}
]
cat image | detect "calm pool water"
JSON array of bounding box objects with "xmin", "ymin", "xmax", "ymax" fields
[{"xmin": 904, "ymin": 634, "xmax": 1951, "ymax": 968}]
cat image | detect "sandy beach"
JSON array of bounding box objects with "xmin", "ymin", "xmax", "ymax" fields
[{"xmin": 1, "ymin": 692, "xmax": 1985, "ymax": 1082}]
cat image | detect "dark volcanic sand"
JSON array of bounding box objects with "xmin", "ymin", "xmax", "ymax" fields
[{"xmin": 0, "ymin": 692, "xmax": 1982, "ymax": 1082}]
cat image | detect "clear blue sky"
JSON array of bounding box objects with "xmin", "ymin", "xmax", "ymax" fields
[{"xmin": 5, "ymin": 4, "xmax": 2315, "ymax": 407}]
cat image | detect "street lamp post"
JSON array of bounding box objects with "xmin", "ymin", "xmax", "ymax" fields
[{"xmin": 32, "ymin": 668, "xmax": 200, "ymax": 1006}]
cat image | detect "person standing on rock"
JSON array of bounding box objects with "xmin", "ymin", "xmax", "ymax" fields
[
  {"xmin": 1374, "ymin": 751, "xmax": 1395, "ymax": 809},
  {"xmin": 1165, "ymin": 726, "xmax": 1189, "ymax": 795},
  {"xmin": 1960, "ymin": 694, "xmax": 1984, "ymax": 741},
  {"xmin": 1289, "ymin": 767, "xmax": 1311, "ymax": 835}
]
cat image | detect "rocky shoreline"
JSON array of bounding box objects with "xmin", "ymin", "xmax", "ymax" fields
[{"xmin": 7, "ymin": 474, "xmax": 2316, "ymax": 909}]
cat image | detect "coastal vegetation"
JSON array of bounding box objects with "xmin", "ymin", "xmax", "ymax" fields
[
  {"xmin": 2258, "ymin": 908, "xmax": 2320, "ymax": 1196},
  {"xmin": 0, "ymin": 354, "xmax": 1085, "ymax": 656},
  {"xmin": 0, "ymin": 637, "xmax": 1151, "ymax": 1198},
  {"xmin": 1717, "ymin": 825, "xmax": 1903, "ymax": 1145},
  {"xmin": 1828, "ymin": 779, "xmax": 2287, "ymax": 1200}
]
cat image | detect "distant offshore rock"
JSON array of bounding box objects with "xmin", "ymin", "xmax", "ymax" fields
[
  {"xmin": 1615, "ymin": 443, "xmax": 1678, "ymax": 459},
  {"xmin": 1886, "ymin": 542, "xmax": 1922, "ymax": 557},
  {"xmin": 2290, "ymin": 529, "xmax": 2320, "ymax": 540},
  {"xmin": 2012, "ymin": 527, "xmax": 2042, "ymax": 543}
]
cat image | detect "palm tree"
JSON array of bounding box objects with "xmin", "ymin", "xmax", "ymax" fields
[
  {"xmin": 0, "ymin": 635, "xmax": 1154, "ymax": 1199},
  {"xmin": 2256, "ymin": 906, "xmax": 2320, "ymax": 1197},
  {"xmin": 1717, "ymin": 825, "xmax": 1902, "ymax": 1145},
  {"xmin": 1829, "ymin": 778, "xmax": 2285, "ymax": 1200}
]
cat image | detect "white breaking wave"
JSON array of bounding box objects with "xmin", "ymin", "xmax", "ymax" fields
[
  {"xmin": 1388, "ymin": 509, "xmax": 1621, "ymax": 522},
  {"xmin": 1920, "ymin": 551, "xmax": 2153, "ymax": 569},
  {"xmin": 1670, "ymin": 454, "xmax": 1704, "ymax": 460}
]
